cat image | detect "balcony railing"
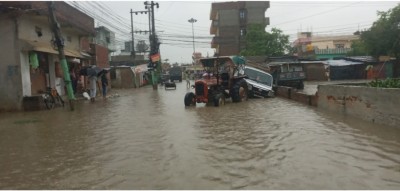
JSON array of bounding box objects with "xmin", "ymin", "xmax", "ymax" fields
[{"xmin": 315, "ymin": 48, "xmax": 353, "ymax": 55}]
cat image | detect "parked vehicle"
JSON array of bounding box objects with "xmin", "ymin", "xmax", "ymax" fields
[
  {"xmin": 268, "ymin": 62, "xmax": 306, "ymax": 89},
  {"xmin": 160, "ymin": 74, "xmax": 170, "ymax": 85},
  {"xmin": 243, "ymin": 66, "xmax": 274, "ymax": 98},
  {"xmin": 184, "ymin": 56, "xmax": 248, "ymax": 107},
  {"xmin": 164, "ymin": 82, "xmax": 176, "ymax": 90},
  {"xmin": 169, "ymin": 66, "xmax": 182, "ymax": 82}
]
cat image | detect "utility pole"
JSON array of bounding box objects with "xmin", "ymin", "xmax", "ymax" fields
[
  {"xmin": 47, "ymin": 2, "xmax": 75, "ymax": 111},
  {"xmin": 145, "ymin": 1, "xmax": 159, "ymax": 90},
  {"xmin": 188, "ymin": 18, "xmax": 197, "ymax": 55},
  {"xmin": 130, "ymin": 9, "xmax": 135, "ymax": 59},
  {"xmin": 130, "ymin": 9, "xmax": 149, "ymax": 89}
]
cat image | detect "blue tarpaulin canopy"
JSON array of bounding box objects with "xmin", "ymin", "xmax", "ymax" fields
[{"xmin": 232, "ymin": 56, "xmax": 246, "ymax": 65}]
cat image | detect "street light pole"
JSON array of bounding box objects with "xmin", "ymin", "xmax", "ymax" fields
[{"xmin": 188, "ymin": 18, "xmax": 197, "ymax": 57}]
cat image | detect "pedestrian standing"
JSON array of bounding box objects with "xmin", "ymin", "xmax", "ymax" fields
[
  {"xmin": 89, "ymin": 75, "xmax": 97, "ymax": 102},
  {"xmin": 101, "ymin": 71, "xmax": 108, "ymax": 99},
  {"xmin": 185, "ymin": 71, "xmax": 190, "ymax": 88}
]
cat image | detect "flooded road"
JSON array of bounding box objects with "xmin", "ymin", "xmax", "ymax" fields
[{"xmin": 1, "ymin": 82, "xmax": 400, "ymax": 189}]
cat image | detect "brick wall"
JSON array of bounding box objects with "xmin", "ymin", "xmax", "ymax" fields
[
  {"xmin": 91, "ymin": 44, "xmax": 109, "ymax": 69},
  {"xmin": 80, "ymin": 36, "xmax": 92, "ymax": 52}
]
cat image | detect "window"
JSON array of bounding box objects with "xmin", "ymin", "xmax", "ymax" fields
[
  {"xmin": 35, "ymin": 26, "xmax": 42, "ymax": 37},
  {"xmin": 335, "ymin": 44, "xmax": 344, "ymax": 48},
  {"xmin": 67, "ymin": 36, "xmax": 72, "ymax": 42},
  {"xmin": 240, "ymin": 28, "xmax": 246, "ymax": 36},
  {"xmin": 106, "ymin": 37, "xmax": 110, "ymax": 43},
  {"xmin": 239, "ymin": 9, "xmax": 246, "ymax": 19}
]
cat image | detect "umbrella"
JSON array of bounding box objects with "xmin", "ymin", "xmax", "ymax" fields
[
  {"xmin": 232, "ymin": 56, "xmax": 246, "ymax": 65},
  {"xmin": 97, "ymin": 68, "xmax": 110, "ymax": 77},
  {"xmin": 85, "ymin": 66, "xmax": 102, "ymax": 77}
]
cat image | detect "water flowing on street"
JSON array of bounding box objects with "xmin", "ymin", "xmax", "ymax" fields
[{"xmin": 1, "ymin": 82, "xmax": 400, "ymax": 189}]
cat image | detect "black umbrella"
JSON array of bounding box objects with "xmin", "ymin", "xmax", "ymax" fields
[
  {"xmin": 80, "ymin": 66, "xmax": 102, "ymax": 77},
  {"xmin": 97, "ymin": 68, "xmax": 109, "ymax": 77}
]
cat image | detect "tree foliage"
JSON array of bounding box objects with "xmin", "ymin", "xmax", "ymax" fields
[
  {"xmin": 240, "ymin": 24, "xmax": 290, "ymax": 57},
  {"xmin": 358, "ymin": 4, "xmax": 400, "ymax": 59},
  {"xmin": 347, "ymin": 39, "xmax": 369, "ymax": 56}
]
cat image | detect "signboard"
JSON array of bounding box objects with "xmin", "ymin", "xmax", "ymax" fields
[
  {"xmin": 151, "ymin": 53, "xmax": 160, "ymax": 62},
  {"xmin": 133, "ymin": 64, "xmax": 148, "ymax": 73}
]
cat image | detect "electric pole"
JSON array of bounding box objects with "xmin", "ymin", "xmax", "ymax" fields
[
  {"xmin": 145, "ymin": 1, "xmax": 159, "ymax": 90},
  {"xmin": 47, "ymin": 2, "xmax": 75, "ymax": 111},
  {"xmin": 130, "ymin": 9, "xmax": 135, "ymax": 59},
  {"xmin": 130, "ymin": 9, "xmax": 149, "ymax": 89}
]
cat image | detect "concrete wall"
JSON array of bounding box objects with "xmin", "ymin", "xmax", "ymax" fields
[
  {"xmin": 111, "ymin": 68, "xmax": 136, "ymax": 89},
  {"xmin": 318, "ymin": 85, "xmax": 400, "ymax": 127},
  {"xmin": 246, "ymin": 1, "xmax": 269, "ymax": 25},
  {"xmin": 219, "ymin": 9, "xmax": 239, "ymax": 26},
  {"xmin": 0, "ymin": 16, "xmax": 23, "ymax": 111},
  {"xmin": 275, "ymin": 86, "xmax": 318, "ymax": 107},
  {"xmin": 5, "ymin": 1, "xmax": 95, "ymax": 35},
  {"xmin": 18, "ymin": 15, "xmax": 80, "ymax": 50}
]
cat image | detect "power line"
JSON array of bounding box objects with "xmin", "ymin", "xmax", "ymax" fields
[{"xmin": 274, "ymin": 1, "xmax": 362, "ymax": 26}]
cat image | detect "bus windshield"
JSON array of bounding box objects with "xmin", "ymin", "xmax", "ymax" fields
[{"xmin": 244, "ymin": 68, "xmax": 273, "ymax": 86}]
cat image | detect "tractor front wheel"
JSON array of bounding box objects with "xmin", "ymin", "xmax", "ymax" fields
[
  {"xmin": 213, "ymin": 93, "xmax": 225, "ymax": 107},
  {"xmin": 231, "ymin": 79, "xmax": 248, "ymax": 102}
]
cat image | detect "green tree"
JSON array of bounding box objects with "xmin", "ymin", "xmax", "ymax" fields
[
  {"xmin": 360, "ymin": 4, "xmax": 400, "ymax": 59},
  {"xmin": 240, "ymin": 24, "xmax": 290, "ymax": 57},
  {"xmin": 347, "ymin": 39, "xmax": 369, "ymax": 56}
]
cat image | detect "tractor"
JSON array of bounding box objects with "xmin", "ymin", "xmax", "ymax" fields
[{"xmin": 184, "ymin": 56, "xmax": 248, "ymax": 107}]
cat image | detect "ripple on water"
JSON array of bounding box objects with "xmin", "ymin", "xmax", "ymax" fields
[{"xmin": 1, "ymin": 86, "xmax": 400, "ymax": 189}]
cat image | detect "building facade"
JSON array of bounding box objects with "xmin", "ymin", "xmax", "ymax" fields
[
  {"xmin": 293, "ymin": 32, "xmax": 359, "ymax": 60},
  {"xmin": 210, "ymin": 1, "xmax": 270, "ymax": 56},
  {"xmin": 0, "ymin": 1, "xmax": 95, "ymax": 111},
  {"xmin": 95, "ymin": 26, "xmax": 116, "ymax": 59}
]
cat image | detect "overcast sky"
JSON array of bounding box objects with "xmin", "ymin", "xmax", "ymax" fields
[{"xmin": 71, "ymin": 1, "xmax": 399, "ymax": 64}]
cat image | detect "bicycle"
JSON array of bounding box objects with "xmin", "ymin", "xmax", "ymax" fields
[{"xmin": 42, "ymin": 87, "xmax": 65, "ymax": 109}]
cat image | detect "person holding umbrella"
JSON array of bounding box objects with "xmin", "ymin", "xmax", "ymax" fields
[{"xmin": 85, "ymin": 65, "xmax": 102, "ymax": 102}]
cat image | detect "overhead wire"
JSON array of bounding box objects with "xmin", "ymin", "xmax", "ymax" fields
[
  {"xmin": 273, "ymin": 1, "xmax": 362, "ymax": 26},
  {"xmin": 64, "ymin": 1, "xmax": 388, "ymax": 53}
]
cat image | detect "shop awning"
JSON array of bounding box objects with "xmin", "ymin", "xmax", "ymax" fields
[
  {"xmin": 80, "ymin": 51, "xmax": 92, "ymax": 58},
  {"xmin": 20, "ymin": 40, "xmax": 85, "ymax": 58}
]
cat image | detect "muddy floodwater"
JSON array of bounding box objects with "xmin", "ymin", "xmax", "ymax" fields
[{"xmin": 1, "ymin": 82, "xmax": 400, "ymax": 189}]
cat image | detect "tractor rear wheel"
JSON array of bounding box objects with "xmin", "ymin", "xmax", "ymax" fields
[
  {"xmin": 213, "ymin": 93, "xmax": 225, "ymax": 107},
  {"xmin": 231, "ymin": 79, "xmax": 248, "ymax": 102},
  {"xmin": 184, "ymin": 92, "xmax": 196, "ymax": 106}
]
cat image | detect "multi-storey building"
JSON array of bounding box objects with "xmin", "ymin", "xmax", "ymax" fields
[
  {"xmin": 95, "ymin": 26, "xmax": 116, "ymax": 53},
  {"xmin": 210, "ymin": 1, "xmax": 270, "ymax": 56},
  {"xmin": 293, "ymin": 32, "xmax": 360, "ymax": 59}
]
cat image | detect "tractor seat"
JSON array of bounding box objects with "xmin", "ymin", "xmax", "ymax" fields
[{"xmin": 221, "ymin": 72, "xmax": 229, "ymax": 87}]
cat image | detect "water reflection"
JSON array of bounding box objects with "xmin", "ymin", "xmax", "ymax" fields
[{"xmin": 0, "ymin": 82, "xmax": 399, "ymax": 189}]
